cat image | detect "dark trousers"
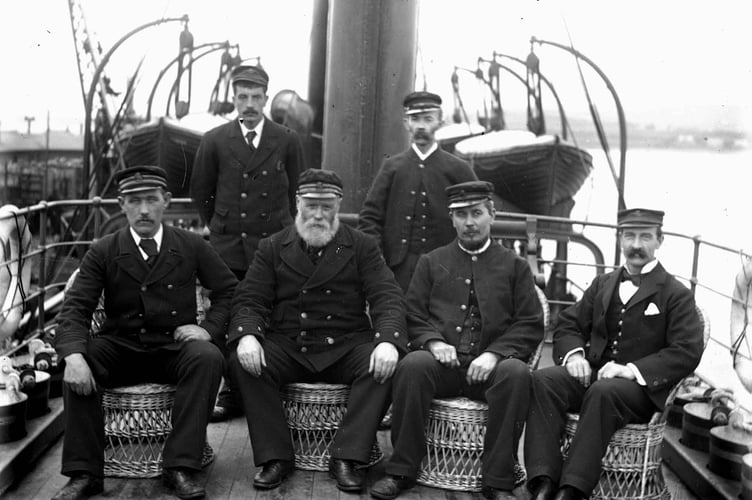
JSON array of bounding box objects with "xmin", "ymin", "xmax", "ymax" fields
[
  {"xmin": 61, "ymin": 337, "xmax": 224, "ymax": 478},
  {"xmin": 386, "ymin": 351, "xmax": 530, "ymax": 491},
  {"xmin": 524, "ymin": 365, "xmax": 658, "ymax": 495},
  {"xmin": 228, "ymin": 340, "xmax": 391, "ymax": 466}
]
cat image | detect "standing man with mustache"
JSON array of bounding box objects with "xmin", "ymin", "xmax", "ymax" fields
[
  {"xmin": 191, "ymin": 65, "xmax": 305, "ymax": 421},
  {"xmin": 359, "ymin": 91, "xmax": 477, "ymax": 291},
  {"xmin": 370, "ymin": 181, "xmax": 543, "ymax": 500},
  {"xmin": 524, "ymin": 208, "xmax": 704, "ymax": 500},
  {"xmin": 228, "ymin": 169, "xmax": 407, "ymax": 493}
]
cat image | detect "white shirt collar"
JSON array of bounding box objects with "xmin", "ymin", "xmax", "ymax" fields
[
  {"xmin": 238, "ymin": 117, "xmax": 264, "ymax": 147},
  {"xmin": 411, "ymin": 142, "xmax": 438, "ymax": 161},
  {"xmin": 130, "ymin": 225, "xmax": 164, "ymax": 259},
  {"xmin": 458, "ymin": 238, "xmax": 492, "ymax": 256},
  {"xmin": 623, "ymin": 258, "xmax": 659, "ymax": 276}
]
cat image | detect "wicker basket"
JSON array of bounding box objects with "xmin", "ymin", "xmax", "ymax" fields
[
  {"xmin": 280, "ymin": 382, "xmax": 383, "ymax": 471},
  {"xmin": 102, "ymin": 383, "xmax": 214, "ymax": 478}
]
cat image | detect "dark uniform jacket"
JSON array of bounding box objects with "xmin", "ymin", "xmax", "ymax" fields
[
  {"xmin": 553, "ymin": 262, "xmax": 704, "ymax": 408},
  {"xmin": 55, "ymin": 225, "xmax": 238, "ymax": 359},
  {"xmin": 406, "ymin": 240, "xmax": 543, "ymax": 361},
  {"xmin": 191, "ymin": 118, "xmax": 304, "ymax": 271},
  {"xmin": 358, "ymin": 147, "xmax": 476, "ymax": 267},
  {"xmin": 228, "ymin": 224, "xmax": 408, "ymax": 371}
]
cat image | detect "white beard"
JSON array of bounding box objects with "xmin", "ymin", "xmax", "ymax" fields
[{"xmin": 295, "ymin": 213, "xmax": 340, "ymax": 247}]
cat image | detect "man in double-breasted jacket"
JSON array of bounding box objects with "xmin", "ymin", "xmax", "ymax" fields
[
  {"xmin": 358, "ymin": 91, "xmax": 477, "ymax": 291},
  {"xmin": 52, "ymin": 166, "xmax": 238, "ymax": 500},
  {"xmin": 191, "ymin": 64, "xmax": 304, "ymax": 421},
  {"xmin": 191, "ymin": 65, "xmax": 304, "ymax": 277},
  {"xmin": 228, "ymin": 169, "xmax": 407, "ymax": 494},
  {"xmin": 371, "ymin": 181, "xmax": 543, "ymax": 500},
  {"xmin": 525, "ymin": 208, "xmax": 704, "ymax": 500}
]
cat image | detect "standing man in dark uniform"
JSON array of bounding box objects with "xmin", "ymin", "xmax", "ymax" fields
[
  {"xmin": 228, "ymin": 169, "xmax": 407, "ymax": 493},
  {"xmin": 358, "ymin": 91, "xmax": 477, "ymax": 291},
  {"xmin": 52, "ymin": 166, "xmax": 237, "ymax": 500},
  {"xmin": 370, "ymin": 181, "xmax": 543, "ymax": 500},
  {"xmin": 191, "ymin": 64, "xmax": 305, "ymax": 421},
  {"xmin": 524, "ymin": 208, "xmax": 704, "ymax": 500}
]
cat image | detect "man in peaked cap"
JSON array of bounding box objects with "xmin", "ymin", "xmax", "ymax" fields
[
  {"xmin": 359, "ymin": 90, "xmax": 477, "ymax": 292},
  {"xmin": 228, "ymin": 169, "xmax": 407, "ymax": 493},
  {"xmin": 191, "ymin": 63, "xmax": 305, "ymax": 421},
  {"xmin": 371, "ymin": 181, "xmax": 543, "ymax": 500},
  {"xmin": 524, "ymin": 208, "xmax": 704, "ymax": 500},
  {"xmin": 52, "ymin": 165, "xmax": 237, "ymax": 500}
]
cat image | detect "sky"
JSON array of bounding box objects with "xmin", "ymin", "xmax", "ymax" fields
[{"xmin": 0, "ymin": 0, "xmax": 750, "ymax": 134}]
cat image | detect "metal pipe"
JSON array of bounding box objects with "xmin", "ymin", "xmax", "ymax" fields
[
  {"xmin": 146, "ymin": 42, "xmax": 229, "ymax": 121},
  {"xmin": 165, "ymin": 44, "xmax": 231, "ymax": 117},
  {"xmin": 530, "ymin": 36, "xmax": 627, "ymax": 265},
  {"xmin": 82, "ymin": 15, "xmax": 188, "ymax": 198}
]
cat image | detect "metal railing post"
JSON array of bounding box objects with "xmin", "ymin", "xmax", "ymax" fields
[
  {"xmin": 690, "ymin": 235, "xmax": 702, "ymax": 296},
  {"xmin": 36, "ymin": 201, "xmax": 48, "ymax": 334}
]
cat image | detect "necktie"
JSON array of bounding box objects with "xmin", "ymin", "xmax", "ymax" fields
[
  {"xmin": 139, "ymin": 238, "xmax": 158, "ymax": 266},
  {"xmin": 245, "ymin": 131, "xmax": 257, "ymax": 153},
  {"xmin": 620, "ymin": 269, "xmax": 642, "ymax": 287}
]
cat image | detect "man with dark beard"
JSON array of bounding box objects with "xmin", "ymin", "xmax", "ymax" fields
[
  {"xmin": 359, "ymin": 91, "xmax": 477, "ymax": 291},
  {"xmin": 524, "ymin": 208, "xmax": 704, "ymax": 500},
  {"xmin": 371, "ymin": 181, "xmax": 543, "ymax": 500},
  {"xmin": 227, "ymin": 169, "xmax": 407, "ymax": 493}
]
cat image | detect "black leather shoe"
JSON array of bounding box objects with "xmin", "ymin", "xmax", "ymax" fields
[
  {"xmin": 529, "ymin": 475, "xmax": 557, "ymax": 500},
  {"xmin": 253, "ymin": 459, "xmax": 294, "ymax": 489},
  {"xmin": 162, "ymin": 468, "xmax": 205, "ymax": 499},
  {"xmin": 370, "ymin": 474, "xmax": 415, "ymax": 499},
  {"xmin": 51, "ymin": 473, "xmax": 104, "ymax": 500},
  {"xmin": 553, "ymin": 485, "xmax": 586, "ymax": 500},
  {"xmin": 328, "ymin": 458, "xmax": 364, "ymax": 492},
  {"xmin": 481, "ymin": 486, "xmax": 517, "ymax": 500}
]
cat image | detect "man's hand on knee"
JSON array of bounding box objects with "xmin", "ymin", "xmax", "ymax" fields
[
  {"xmin": 369, "ymin": 342, "xmax": 398, "ymax": 383},
  {"xmin": 63, "ymin": 353, "xmax": 97, "ymax": 396},
  {"xmin": 465, "ymin": 352, "xmax": 500, "ymax": 385},
  {"xmin": 236, "ymin": 334, "xmax": 266, "ymax": 376},
  {"xmin": 426, "ymin": 340, "xmax": 460, "ymax": 368},
  {"xmin": 174, "ymin": 324, "xmax": 211, "ymax": 342},
  {"xmin": 565, "ymin": 353, "xmax": 592, "ymax": 387}
]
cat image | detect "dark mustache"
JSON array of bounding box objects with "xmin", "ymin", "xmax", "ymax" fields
[
  {"xmin": 413, "ymin": 131, "xmax": 430, "ymax": 139},
  {"xmin": 626, "ymin": 248, "xmax": 647, "ymax": 258}
]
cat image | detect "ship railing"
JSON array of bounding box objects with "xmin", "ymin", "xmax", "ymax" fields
[{"xmin": 2, "ymin": 201, "xmax": 750, "ymax": 403}]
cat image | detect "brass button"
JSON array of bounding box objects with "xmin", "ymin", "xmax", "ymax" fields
[
  {"xmin": 405, "ymin": 215, "xmax": 412, "ymax": 221},
  {"xmin": 461, "ymin": 304, "xmax": 467, "ymax": 311},
  {"xmin": 141, "ymin": 286, "xmax": 147, "ymax": 292},
  {"xmin": 471, "ymin": 256, "xmax": 478, "ymax": 262},
  {"xmin": 260, "ymin": 212, "xmax": 267, "ymax": 218},
  {"xmin": 261, "ymin": 192, "xmax": 268, "ymax": 198},
  {"xmin": 325, "ymin": 289, "xmax": 332, "ymax": 295},
  {"xmin": 375, "ymin": 332, "xmax": 381, "ymax": 338},
  {"xmin": 242, "ymin": 173, "xmax": 249, "ymax": 179},
  {"xmin": 140, "ymin": 328, "xmax": 147, "ymax": 334},
  {"xmin": 237, "ymin": 326, "xmax": 244, "ymax": 332},
  {"xmin": 301, "ymin": 312, "xmax": 308, "ymax": 319},
  {"xmin": 302, "ymin": 289, "xmax": 308, "ymax": 294},
  {"xmin": 326, "ymin": 315, "xmax": 332, "ymax": 320},
  {"xmin": 167, "ymin": 284, "xmax": 173, "ymax": 290},
  {"xmin": 418, "ymin": 163, "xmax": 425, "ymax": 169},
  {"xmin": 300, "ymin": 331, "xmax": 307, "ymax": 337},
  {"xmin": 421, "ymin": 202, "xmax": 426, "ymax": 207},
  {"xmin": 262, "ymin": 232, "xmax": 269, "ymax": 237},
  {"xmin": 240, "ymin": 192, "xmax": 248, "ymax": 199},
  {"xmin": 421, "ymin": 191, "xmax": 426, "ymax": 196},
  {"xmin": 171, "ymin": 310, "xmax": 177, "ymax": 316},
  {"xmin": 326, "ymin": 337, "xmax": 334, "ymax": 345},
  {"xmin": 241, "ymin": 232, "xmax": 248, "ymax": 238},
  {"xmin": 455, "ymin": 326, "xmax": 462, "ymax": 332},
  {"xmin": 410, "ymin": 190, "xmax": 416, "ymax": 195},
  {"xmin": 393, "ymin": 332, "xmax": 400, "ymax": 338},
  {"xmin": 401, "ymin": 239, "xmax": 407, "ymax": 244},
  {"xmin": 240, "ymin": 212, "xmax": 247, "ymax": 218},
  {"xmin": 421, "ymin": 238, "xmax": 426, "ymax": 242},
  {"xmin": 261, "ymin": 170, "xmax": 268, "ymax": 176},
  {"xmin": 301, "ymin": 346, "xmax": 308, "ymax": 353},
  {"xmin": 464, "ymin": 279, "xmax": 471, "ymax": 285}
]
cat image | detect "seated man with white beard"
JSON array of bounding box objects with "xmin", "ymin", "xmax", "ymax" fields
[{"xmin": 228, "ymin": 168, "xmax": 407, "ymax": 493}]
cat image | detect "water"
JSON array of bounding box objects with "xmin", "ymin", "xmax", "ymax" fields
[{"xmin": 563, "ymin": 146, "xmax": 752, "ymax": 404}]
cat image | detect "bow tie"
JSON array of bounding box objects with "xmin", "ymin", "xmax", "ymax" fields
[{"xmin": 620, "ymin": 269, "xmax": 642, "ymax": 287}]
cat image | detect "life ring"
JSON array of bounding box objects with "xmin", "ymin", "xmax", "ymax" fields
[{"xmin": 0, "ymin": 205, "xmax": 32, "ymax": 343}]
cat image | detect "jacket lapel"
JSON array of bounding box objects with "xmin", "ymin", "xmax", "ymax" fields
[
  {"xmin": 280, "ymin": 227, "xmax": 317, "ymax": 278},
  {"xmin": 624, "ymin": 262, "xmax": 666, "ymax": 309},
  {"xmin": 227, "ymin": 120, "xmax": 256, "ymax": 168},
  {"xmin": 304, "ymin": 226, "xmax": 354, "ymax": 289},
  {"xmin": 248, "ymin": 119, "xmax": 279, "ymax": 171},
  {"xmin": 113, "ymin": 228, "xmax": 149, "ymax": 283},
  {"xmin": 600, "ymin": 269, "xmax": 621, "ymax": 315},
  {"xmin": 143, "ymin": 226, "xmax": 182, "ymax": 285}
]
